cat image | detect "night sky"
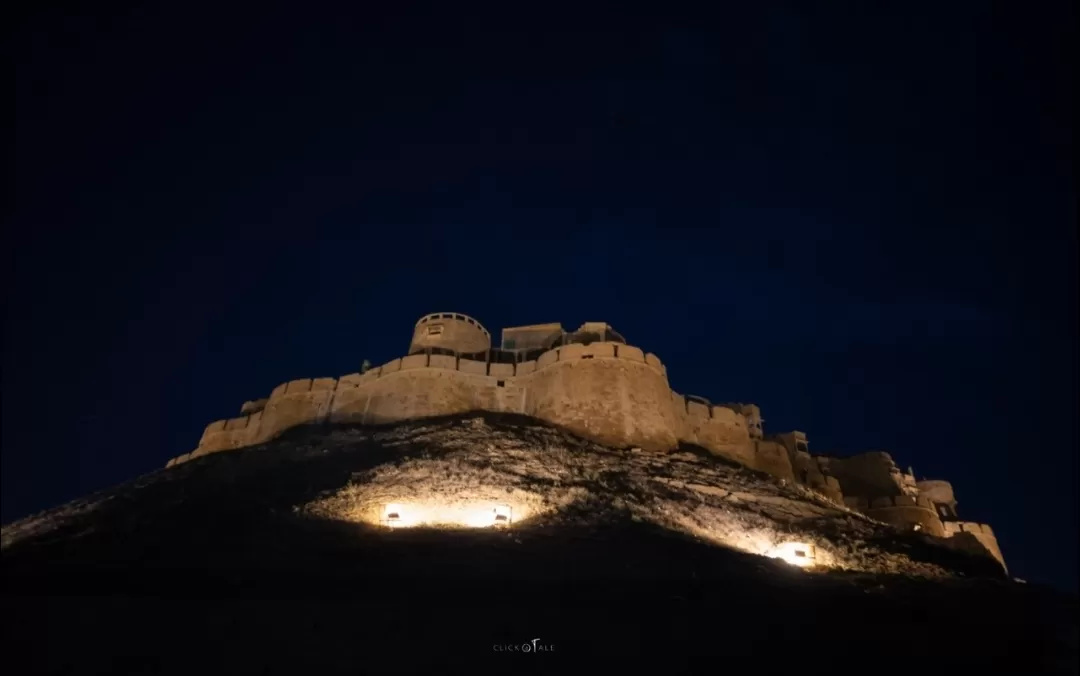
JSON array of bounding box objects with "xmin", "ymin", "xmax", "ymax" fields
[{"xmin": 5, "ymin": 4, "xmax": 1076, "ymax": 591}]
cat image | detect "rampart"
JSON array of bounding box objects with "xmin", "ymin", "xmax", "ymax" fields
[
  {"xmin": 917, "ymin": 480, "xmax": 958, "ymax": 519},
  {"xmin": 670, "ymin": 393, "xmax": 755, "ymax": 466},
  {"xmin": 751, "ymin": 440, "xmax": 796, "ymax": 483},
  {"xmin": 172, "ymin": 340, "xmax": 774, "ymax": 475},
  {"xmin": 409, "ymin": 312, "xmax": 491, "ymax": 355},
  {"xmin": 822, "ymin": 452, "xmax": 914, "ymax": 499},
  {"xmin": 844, "ymin": 495, "xmax": 945, "ymax": 537},
  {"xmin": 917, "ymin": 480, "xmax": 955, "ymax": 505},
  {"xmin": 943, "ymin": 522, "xmax": 1007, "ymax": 572}
]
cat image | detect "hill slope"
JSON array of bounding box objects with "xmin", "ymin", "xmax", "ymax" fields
[{"xmin": 2, "ymin": 413, "xmax": 1076, "ymax": 674}]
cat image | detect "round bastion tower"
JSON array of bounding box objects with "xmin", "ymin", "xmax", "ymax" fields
[
  {"xmin": 408, "ymin": 312, "xmax": 491, "ymax": 355},
  {"xmin": 916, "ymin": 480, "xmax": 958, "ymax": 520}
]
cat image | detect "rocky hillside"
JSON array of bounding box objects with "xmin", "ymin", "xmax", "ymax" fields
[{"xmin": 2, "ymin": 413, "xmax": 1076, "ymax": 674}]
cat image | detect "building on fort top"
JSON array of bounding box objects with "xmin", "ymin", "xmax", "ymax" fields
[{"xmin": 166, "ymin": 312, "xmax": 1007, "ymax": 571}]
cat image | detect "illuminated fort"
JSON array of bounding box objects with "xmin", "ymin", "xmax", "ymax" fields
[{"xmin": 167, "ymin": 312, "xmax": 1006, "ymax": 570}]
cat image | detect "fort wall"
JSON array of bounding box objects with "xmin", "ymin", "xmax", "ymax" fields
[
  {"xmin": 254, "ymin": 378, "xmax": 337, "ymax": 443},
  {"xmin": 408, "ymin": 313, "xmax": 490, "ymax": 355},
  {"xmin": 240, "ymin": 399, "xmax": 267, "ymax": 415},
  {"xmin": 190, "ymin": 411, "xmax": 264, "ymax": 458},
  {"xmin": 824, "ymin": 452, "xmax": 909, "ymax": 499},
  {"xmin": 175, "ymin": 339, "xmax": 797, "ymax": 477},
  {"xmin": 791, "ymin": 450, "xmax": 843, "ymax": 503},
  {"xmin": 845, "ymin": 495, "xmax": 946, "ymax": 537},
  {"xmin": 752, "ymin": 440, "xmax": 796, "ymax": 483},
  {"xmin": 943, "ymin": 522, "xmax": 1007, "ymax": 572},
  {"xmin": 917, "ymin": 480, "xmax": 956, "ymax": 505},
  {"xmin": 917, "ymin": 479, "xmax": 959, "ymax": 519},
  {"xmin": 718, "ymin": 403, "xmax": 763, "ymax": 439},
  {"xmin": 672, "ymin": 393, "xmax": 755, "ymax": 467},
  {"xmin": 524, "ymin": 342, "xmax": 679, "ymax": 452},
  {"xmin": 178, "ymin": 342, "xmax": 681, "ymax": 460}
]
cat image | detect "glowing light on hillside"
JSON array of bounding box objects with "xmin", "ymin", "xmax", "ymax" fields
[
  {"xmin": 382, "ymin": 502, "xmax": 513, "ymax": 528},
  {"xmin": 766, "ymin": 542, "xmax": 816, "ymax": 567}
]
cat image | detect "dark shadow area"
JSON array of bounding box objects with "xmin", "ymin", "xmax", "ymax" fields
[{"xmin": 2, "ymin": 516, "xmax": 1076, "ymax": 674}]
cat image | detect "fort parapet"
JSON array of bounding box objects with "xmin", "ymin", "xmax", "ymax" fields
[
  {"xmin": 167, "ymin": 313, "xmax": 1006, "ymax": 571},
  {"xmin": 182, "ymin": 339, "xmax": 762, "ymax": 470}
]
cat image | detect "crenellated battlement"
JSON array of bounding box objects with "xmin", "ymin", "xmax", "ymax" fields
[{"xmin": 168, "ymin": 312, "xmax": 1005, "ymax": 571}]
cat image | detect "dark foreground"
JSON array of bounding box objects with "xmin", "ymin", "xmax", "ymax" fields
[{"xmin": 2, "ymin": 523, "xmax": 1077, "ymax": 675}]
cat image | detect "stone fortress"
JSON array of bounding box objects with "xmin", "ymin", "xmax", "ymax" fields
[{"xmin": 167, "ymin": 312, "xmax": 1007, "ymax": 571}]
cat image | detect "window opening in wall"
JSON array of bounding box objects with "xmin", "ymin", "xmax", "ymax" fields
[
  {"xmin": 581, "ymin": 354, "xmax": 594, "ymax": 359},
  {"xmin": 383, "ymin": 503, "xmax": 403, "ymax": 526},
  {"xmin": 427, "ymin": 324, "xmax": 444, "ymax": 336},
  {"xmin": 795, "ymin": 441, "xmax": 808, "ymax": 453},
  {"xmin": 767, "ymin": 542, "xmax": 815, "ymax": 567},
  {"xmin": 497, "ymin": 380, "xmax": 505, "ymax": 387},
  {"xmin": 493, "ymin": 504, "xmax": 511, "ymax": 526}
]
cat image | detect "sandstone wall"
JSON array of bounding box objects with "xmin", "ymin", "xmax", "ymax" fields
[
  {"xmin": 917, "ymin": 480, "xmax": 956, "ymax": 505},
  {"xmin": 791, "ymin": 450, "xmax": 843, "ymax": 502},
  {"xmin": 920, "ymin": 477, "xmax": 954, "ymax": 503},
  {"xmin": 670, "ymin": 394, "xmax": 755, "ymax": 466},
  {"xmin": 825, "ymin": 452, "xmax": 908, "ymax": 498},
  {"xmin": 352, "ymin": 356, "xmax": 482, "ymax": 424},
  {"xmin": 240, "ymin": 399, "xmax": 267, "ymax": 415},
  {"xmin": 408, "ymin": 313, "xmax": 491, "ymax": 355},
  {"xmin": 917, "ymin": 479, "xmax": 959, "ymax": 519},
  {"xmin": 844, "ymin": 495, "xmax": 946, "ymax": 537},
  {"xmin": 254, "ymin": 378, "xmax": 337, "ymax": 443},
  {"xmin": 178, "ymin": 342, "xmax": 674, "ymax": 461},
  {"xmin": 719, "ymin": 403, "xmax": 763, "ymax": 439},
  {"xmin": 190, "ymin": 412, "xmax": 264, "ymax": 458},
  {"xmin": 524, "ymin": 342, "xmax": 679, "ymax": 452},
  {"xmin": 943, "ymin": 522, "xmax": 1007, "ymax": 572},
  {"xmin": 173, "ymin": 339, "xmax": 878, "ymax": 497},
  {"xmin": 752, "ymin": 440, "xmax": 796, "ymax": 482},
  {"xmin": 176, "ymin": 337, "xmax": 798, "ymax": 474}
]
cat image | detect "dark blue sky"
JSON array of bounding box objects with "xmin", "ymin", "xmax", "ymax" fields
[{"xmin": 5, "ymin": 4, "xmax": 1076, "ymax": 591}]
